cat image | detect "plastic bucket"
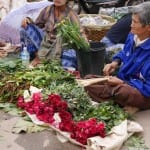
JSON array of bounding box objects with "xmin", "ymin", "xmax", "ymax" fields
[{"xmin": 76, "ymin": 42, "xmax": 105, "ymax": 77}]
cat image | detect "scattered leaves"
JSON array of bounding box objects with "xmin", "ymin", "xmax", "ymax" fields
[
  {"xmin": 0, "ymin": 103, "xmax": 23, "ymax": 116},
  {"xmin": 12, "ymin": 119, "xmax": 49, "ymax": 134},
  {"xmin": 125, "ymin": 135, "xmax": 150, "ymax": 150}
]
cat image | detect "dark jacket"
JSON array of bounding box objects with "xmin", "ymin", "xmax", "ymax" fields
[{"xmin": 106, "ymin": 13, "xmax": 132, "ymax": 44}]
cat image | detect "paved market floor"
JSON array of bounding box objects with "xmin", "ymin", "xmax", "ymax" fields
[{"xmin": 0, "ymin": 110, "xmax": 150, "ymax": 150}]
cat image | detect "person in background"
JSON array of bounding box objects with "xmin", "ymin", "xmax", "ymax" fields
[
  {"xmin": 85, "ymin": 2, "xmax": 150, "ymax": 111},
  {"xmin": 20, "ymin": 0, "xmax": 83, "ymax": 69},
  {"xmin": 101, "ymin": 13, "xmax": 132, "ymax": 48},
  {"xmin": 101, "ymin": 13, "xmax": 132, "ymax": 63}
]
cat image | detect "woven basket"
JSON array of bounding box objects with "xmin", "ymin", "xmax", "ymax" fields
[{"xmin": 79, "ymin": 14, "xmax": 116, "ymax": 41}]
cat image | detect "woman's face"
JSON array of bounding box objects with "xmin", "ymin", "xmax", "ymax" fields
[
  {"xmin": 53, "ymin": 0, "xmax": 67, "ymax": 6},
  {"xmin": 131, "ymin": 14, "xmax": 150, "ymax": 39}
]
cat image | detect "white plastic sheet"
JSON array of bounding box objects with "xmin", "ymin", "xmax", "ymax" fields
[{"xmin": 0, "ymin": 0, "xmax": 52, "ymax": 44}]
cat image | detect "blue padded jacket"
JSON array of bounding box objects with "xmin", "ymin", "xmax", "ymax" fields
[{"xmin": 113, "ymin": 33, "xmax": 150, "ymax": 97}]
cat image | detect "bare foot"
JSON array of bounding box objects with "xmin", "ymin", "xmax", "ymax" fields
[
  {"xmin": 30, "ymin": 58, "xmax": 41, "ymax": 67},
  {"xmin": 124, "ymin": 106, "xmax": 139, "ymax": 115}
]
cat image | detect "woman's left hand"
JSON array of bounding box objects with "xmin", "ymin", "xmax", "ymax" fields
[{"xmin": 107, "ymin": 76, "xmax": 124, "ymax": 86}]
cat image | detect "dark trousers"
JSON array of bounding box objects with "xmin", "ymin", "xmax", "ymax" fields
[{"xmin": 85, "ymin": 83, "xmax": 150, "ymax": 110}]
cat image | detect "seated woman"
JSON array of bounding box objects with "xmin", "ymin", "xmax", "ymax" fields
[
  {"xmin": 85, "ymin": 2, "xmax": 150, "ymax": 110},
  {"xmin": 20, "ymin": 0, "xmax": 83, "ymax": 70}
]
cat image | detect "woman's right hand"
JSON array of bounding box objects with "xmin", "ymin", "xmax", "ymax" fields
[{"xmin": 103, "ymin": 61, "xmax": 119, "ymax": 76}]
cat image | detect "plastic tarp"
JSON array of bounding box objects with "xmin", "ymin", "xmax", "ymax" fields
[{"xmin": 0, "ymin": 0, "xmax": 53, "ymax": 44}]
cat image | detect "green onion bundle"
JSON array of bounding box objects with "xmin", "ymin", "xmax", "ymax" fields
[{"xmin": 57, "ymin": 18, "xmax": 90, "ymax": 51}]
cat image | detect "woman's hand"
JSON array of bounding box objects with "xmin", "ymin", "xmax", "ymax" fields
[
  {"xmin": 107, "ymin": 76, "xmax": 124, "ymax": 86},
  {"xmin": 21, "ymin": 17, "xmax": 33, "ymax": 28},
  {"xmin": 103, "ymin": 61, "xmax": 119, "ymax": 76}
]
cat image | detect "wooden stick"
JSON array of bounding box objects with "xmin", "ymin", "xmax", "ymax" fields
[{"xmin": 76, "ymin": 77, "xmax": 109, "ymax": 87}]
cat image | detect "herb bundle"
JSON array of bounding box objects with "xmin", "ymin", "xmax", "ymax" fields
[{"xmin": 56, "ymin": 18, "xmax": 90, "ymax": 51}]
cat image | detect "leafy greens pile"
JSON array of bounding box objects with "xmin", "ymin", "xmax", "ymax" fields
[{"xmin": 0, "ymin": 59, "xmax": 128, "ymax": 132}]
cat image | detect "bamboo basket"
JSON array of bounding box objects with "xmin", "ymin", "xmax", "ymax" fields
[{"xmin": 79, "ymin": 14, "xmax": 116, "ymax": 41}]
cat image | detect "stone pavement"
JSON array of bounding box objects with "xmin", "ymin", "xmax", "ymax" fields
[{"xmin": 0, "ymin": 110, "xmax": 150, "ymax": 150}]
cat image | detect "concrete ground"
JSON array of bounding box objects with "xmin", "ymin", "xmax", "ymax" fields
[{"xmin": 0, "ymin": 110, "xmax": 150, "ymax": 150}]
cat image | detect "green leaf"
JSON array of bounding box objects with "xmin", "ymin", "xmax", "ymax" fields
[
  {"xmin": 0, "ymin": 103, "xmax": 23, "ymax": 116},
  {"xmin": 12, "ymin": 119, "xmax": 48, "ymax": 134},
  {"xmin": 125, "ymin": 135, "xmax": 150, "ymax": 150}
]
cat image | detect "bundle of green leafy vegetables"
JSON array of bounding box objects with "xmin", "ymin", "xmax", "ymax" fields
[
  {"xmin": 0, "ymin": 59, "xmax": 128, "ymax": 132},
  {"xmin": 56, "ymin": 18, "xmax": 90, "ymax": 51}
]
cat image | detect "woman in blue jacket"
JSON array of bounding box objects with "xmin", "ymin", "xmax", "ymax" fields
[{"xmin": 85, "ymin": 2, "xmax": 150, "ymax": 110}]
